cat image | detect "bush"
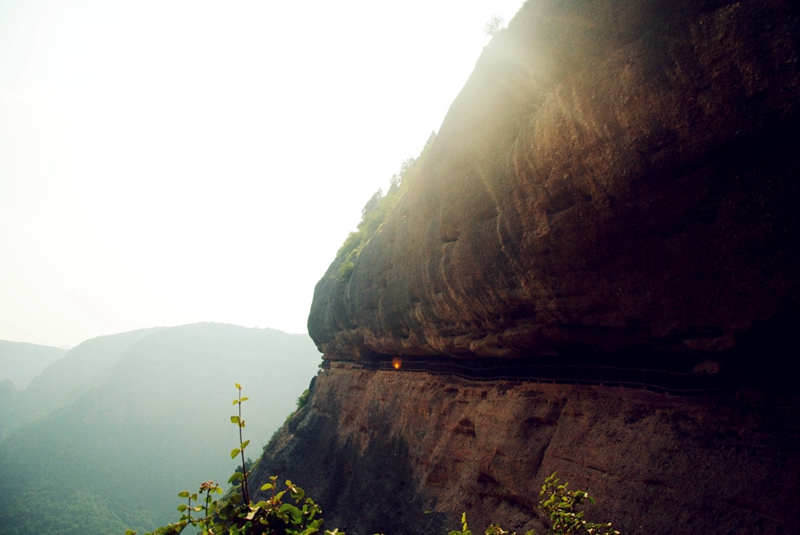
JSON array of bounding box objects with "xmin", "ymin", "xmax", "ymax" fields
[
  {"xmin": 538, "ymin": 473, "xmax": 619, "ymax": 535},
  {"xmin": 125, "ymin": 384, "xmax": 336, "ymax": 535},
  {"xmin": 331, "ymin": 132, "xmax": 437, "ymax": 281},
  {"xmin": 449, "ymin": 473, "xmax": 619, "ymax": 535}
]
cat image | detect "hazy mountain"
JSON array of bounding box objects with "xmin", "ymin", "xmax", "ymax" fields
[
  {"xmin": 0, "ymin": 323, "xmax": 321, "ymax": 535},
  {"xmin": 0, "ymin": 340, "xmax": 66, "ymax": 390},
  {"xmin": 0, "ymin": 327, "xmax": 164, "ymax": 440}
]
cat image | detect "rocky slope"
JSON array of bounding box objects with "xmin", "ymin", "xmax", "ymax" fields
[{"xmin": 257, "ymin": 0, "xmax": 800, "ymax": 534}]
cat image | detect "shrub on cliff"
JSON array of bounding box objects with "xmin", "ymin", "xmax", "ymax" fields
[
  {"xmin": 448, "ymin": 473, "xmax": 619, "ymax": 535},
  {"xmin": 335, "ymin": 131, "xmax": 437, "ymax": 271}
]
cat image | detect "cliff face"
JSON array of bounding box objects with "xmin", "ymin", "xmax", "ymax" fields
[
  {"xmin": 255, "ymin": 367, "xmax": 799, "ymax": 535},
  {"xmin": 308, "ymin": 0, "xmax": 800, "ymax": 360},
  {"xmin": 256, "ymin": 0, "xmax": 800, "ymax": 533}
]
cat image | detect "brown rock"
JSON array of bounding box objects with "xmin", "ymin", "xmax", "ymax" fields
[
  {"xmin": 254, "ymin": 367, "xmax": 800, "ymax": 535},
  {"xmin": 308, "ymin": 0, "xmax": 800, "ymax": 361}
]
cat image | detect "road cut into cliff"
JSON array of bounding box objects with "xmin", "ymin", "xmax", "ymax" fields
[{"xmin": 319, "ymin": 356, "xmax": 746, "ymax": 396}]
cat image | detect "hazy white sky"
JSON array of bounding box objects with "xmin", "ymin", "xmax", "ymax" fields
[{"xmin": 0, "ymin": 0, "xmax": 524, "ymax": 348}]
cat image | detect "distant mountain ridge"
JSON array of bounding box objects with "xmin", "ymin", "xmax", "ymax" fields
[
  {"xmin": 1, "ymin": 327, "xmax": 165, "ymax": 438},
  {"xmin": 0, "ymin": 339, "xmax": 66, "ymax": 390},
  {"xmin": 0, "ymin": 322, "xmax": 321, "ymax": 535}
]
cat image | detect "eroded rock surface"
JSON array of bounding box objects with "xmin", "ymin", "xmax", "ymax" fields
[
  {"xmin": 308, "ymin": 0, "xmax": 800, "ymax": 360},
  {"xmin": 255, "ymin": 367, "xmax": 800, "ymax": 535}
]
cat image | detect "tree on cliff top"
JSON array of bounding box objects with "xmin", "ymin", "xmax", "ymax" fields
[{"xmin": 334, "ymin": 131, "xmax": 437, "ymax": 281}]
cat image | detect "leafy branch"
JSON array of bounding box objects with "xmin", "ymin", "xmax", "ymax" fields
[
  {"xmin": 230, "ymin": 383, "xmax": 251, "ymax": 504},
  {"xmin": 538, "ymin": 473, "xmax": 619, "ymax": 535},
  {"xmin": 448, "ymin": 473, "xmax": 619, "ymax": 535},
  {"xmin": 125, "ymin": 384, "xmax": 338, "ymax": 535}
]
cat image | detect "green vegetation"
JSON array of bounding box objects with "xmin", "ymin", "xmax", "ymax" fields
[
  {"xmin": 126, "ymin": 385, "xmax": 335, "ymax": 535},
  {"xmin": 536, "ymin": 473, "xmax": 619, "ymax": 535},
  {"xmin": 334, "ymin": 132, "xmax": 436, "ymax": 281},
  {"xmin": 295, "ymin": 376, "xmax": 315, "ymax": 411},
  {"xmin": 449, "ymin": 473, "xmax": 619, "ymax": 535}
]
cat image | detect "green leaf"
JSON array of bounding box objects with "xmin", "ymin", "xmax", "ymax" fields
[
  {"xmin": 240, "ymin": 396, "xmax": 249, "ymax": 402},
  {"xmin": 261, "ymin": 483, "xmax": 274, "ymax": 491},
  {"xmin": 178, "ymin": 491, "xmax": 190, "ymax": 498},
  {"xmin": 241, "ymin": 439, "xmax": 250, "ymax": 450},
  {"xmin": 177, "ymin": 504, "xmax": 188, "ymax": 512},
  {"xmin": 231, "ymin": 448, "xmax": 241, "ymax": 459},
  {"xmin": 228, "ymin": 472, "xmax": 244, "ymax": 483},
  {"xmin": 235, "ymin": 383, "xmax": 242, "ymax": 389},
  {"xmin": 231, "ymin": 416, "xmax": 240, "ymax": 424}
]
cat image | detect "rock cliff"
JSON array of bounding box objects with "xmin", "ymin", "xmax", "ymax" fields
[
  {"xmin": 255, "ymin": 366, "xmax": 799, "ymax": 535},
  {"xmin": 308, "ymin": 0, "xmax": 800, "ymax": 361},
  {"xmin": 257, "ymin": 0, "xmax": 800, "ymax": 533}
]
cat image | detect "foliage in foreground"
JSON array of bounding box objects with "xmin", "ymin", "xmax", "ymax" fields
[
  {"xmin": 127, "ymin": 385, "xmax": 619, "ymax": 535},
  {"xmin": 125, "ymin": 384, "xmax": 333, "ymax": 535},
  {"xmin": 447, "ymin": 473, "xmax": 618, "ymax": 535},
  {"xmin": 537, "ymin": 473, "xmax": 619, "ymax": 535}
]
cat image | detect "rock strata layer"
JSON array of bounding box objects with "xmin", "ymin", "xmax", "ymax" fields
[
  {"xmin": 308, "ymin": 0, "xmax": 800, "ymax": 361},
  {"xmin": 255, "ymin": 366, "xmax": 800, "ymax": 535}
]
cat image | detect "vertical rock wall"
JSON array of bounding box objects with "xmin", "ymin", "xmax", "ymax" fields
[{"xmin": 255, "ymin": 367, "xmax": 800, "ymax": 535}]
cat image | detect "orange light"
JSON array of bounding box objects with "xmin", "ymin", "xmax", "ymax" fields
[{"xmin": 391, "ymin": 357, "xmax": 402, "ymax": 370}]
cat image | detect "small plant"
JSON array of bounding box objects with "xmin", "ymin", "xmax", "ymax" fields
[
  {"xmin": 538, "ymin": 473, "xmax": 619, "ymax": 535},
  {"xmin": 448, "ymin": 512, "xmax": 472, "ymax": 535},
  {"xmin": 452, "ymin": 472, "xmax": 618, "ymax": 535},
  {"xmin": 483, "ymin": 15, "xmax": 505, "ymax": 37},
  {"xmin": 289, "ymin": 377, "xmax": 316, "ymax": 424},
  {"xmin": 229, "ymin": 383, "xmax": 251, "ymax": 504},
  {"xmin": 125, "ymin": 384, "xmax": 339, "ymax": 535}
]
